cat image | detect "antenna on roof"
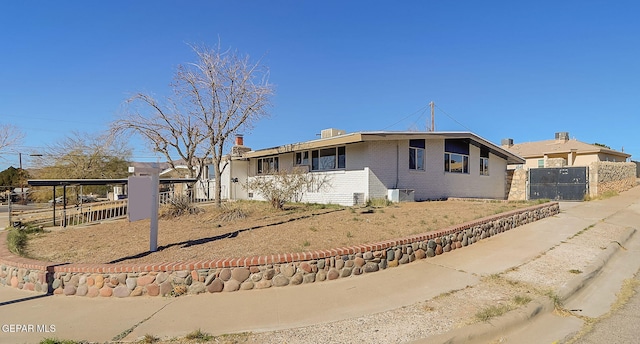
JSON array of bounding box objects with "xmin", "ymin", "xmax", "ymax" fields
[{"xmin": 429, "ymin": 101, "xmax": 435, "ymax": 132}]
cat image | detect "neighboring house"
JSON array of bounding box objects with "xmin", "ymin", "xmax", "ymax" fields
[
  {"xmin": 209, "ymin": 129, "xmax": 524, "ymax": 206},
  {"xmin": 128, "ymin": 161, "xmax": 192, "ymax": 200},
  {"xmin": 501, "ymin": 132, "xmax": 635, "ymax": 200},
  {"xmin": 501, "ymin": 132, "xmax": 630, "ymax": 168}
]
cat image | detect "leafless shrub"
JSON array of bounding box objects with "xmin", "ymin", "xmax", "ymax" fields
[
  {"xmin": 159, "ymin": 195, "xmax": 203, "ymax": 218},
  {"xmin": 244, "ymin": 168, "xmax": 330, "ymax": 210},
  {"xmin": 214, "ymin": 207, "xmax": 249, "ymax": 222}
]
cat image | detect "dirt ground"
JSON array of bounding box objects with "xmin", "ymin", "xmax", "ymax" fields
[{"xmin": 23, "ymin": 200, "xmax": 538, "ymax": 265}]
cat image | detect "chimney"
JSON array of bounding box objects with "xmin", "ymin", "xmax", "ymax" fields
[
  {"xmin": 231, "ymin": 134, "xmax": 251, "ymax": 157},
  {"xmin": 235, "ymin": 134, "xmax": 244, "ymax": 146},
  {"xmin": 555, "ymin": 132, "xmax": 569, "ymax": 142},
  {"xmin": 501, "ymin": 138, "xmax": 514, "ymax": 148}
]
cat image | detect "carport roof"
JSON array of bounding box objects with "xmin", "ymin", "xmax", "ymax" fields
[{"xmin": 27, "ymin": 178, "xmax": 197, "ymax": 187}]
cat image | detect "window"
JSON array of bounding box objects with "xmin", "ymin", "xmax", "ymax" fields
[
  {"xmin": 337, "ymin": 146, "xmax": 346, "ymax": 168},
  {"xmin": 538, "ymin": 159, "xmax": 544, "ymax": 168},
  {"xmin": 295, "ymin": 151, "xmax": 309, "ymax": 166},
  {"xmin": 480, "ymin": 158, "xmax": 489, "ymax": 175},
  {"xmin": 310, "ymin": 146, "xmax": 346, "ymax": 171},
  {"xmin": 409, "ymin": 139, "xmax": 425, "ymax": 170},
  {"xmin": 445, "ymin": 153, "xmax": 469, "ymax": 173},
  {"xmin": 257, "ymin": 156, "xmax": 278, "ymax": 174},
  {"xmin": 444, "ymin": 139, "xmax": 469, "ymax": 174},
  {"xmin": 480, "ymin": 148, "xmax": 489, "ymax": 176}
]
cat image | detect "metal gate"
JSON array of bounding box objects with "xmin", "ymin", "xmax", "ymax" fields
[{"xmin": 529, "ymin": 167, "xmax": 588, "ymax": 201}]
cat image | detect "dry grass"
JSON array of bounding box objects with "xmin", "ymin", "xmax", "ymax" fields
[{"xmin": 23, "ymin": 200, "xmax": 539, "ymax": 265}]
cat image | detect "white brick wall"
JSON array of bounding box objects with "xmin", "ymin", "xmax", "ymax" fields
[
  {"xmin": 440, "ymin": 147, "xmax": 506, "ymax": 199},
  {"xmin": 301, "ymin": 170, "xmax": 368, "ymax": 205},
  {"xmin": 240, "ymin": 136, "xmax": 511, "ymax": 205},
  {"xmin": 409, "ymin": 139, "xmax": 447, "ymax": 199},
  {"xmin": 247, "ymin": 170, "xmax": 368, "ymax": 206},
  {"xmin": 361, "ymin": 139, "xmax": 506, "ymax": 200}
]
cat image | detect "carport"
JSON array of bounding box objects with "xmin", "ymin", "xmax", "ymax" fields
[{"xmin": 27, "ymin": 178, "xmax": 196, "ymax": 227}]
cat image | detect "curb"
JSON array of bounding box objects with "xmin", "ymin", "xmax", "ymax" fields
[
  {"xmin": 418, "ymin": 299, "xmax": 555, "ymax": 344},
  {"xmin": 556, "ymin": 227, "xmax": 636, "ymax": 302},
  {"xmin": 419, "ymin": 226, "xmax": 637, "ymax": 344}
]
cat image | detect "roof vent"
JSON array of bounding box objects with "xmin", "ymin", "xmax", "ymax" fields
[
  {"xmin": 555, "ymin": 132, "xmax": 570, "ymax": 142},
  {"xmin": 321, "ymin": 128, "xmax": 346, "ymax": 139}
]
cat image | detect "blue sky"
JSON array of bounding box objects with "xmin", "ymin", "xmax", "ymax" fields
[{"xmin": 1, "ymin": 1, "xmax": 639, "ymax": 171}]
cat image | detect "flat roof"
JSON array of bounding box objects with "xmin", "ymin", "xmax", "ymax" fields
[{"xmin": 244, "ymin": 131, "xmax": 525, "ymax": 164}]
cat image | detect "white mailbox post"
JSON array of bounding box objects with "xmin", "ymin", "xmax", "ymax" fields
[{"xmin": 128, "ymin": 168, "xmax": 160, "ymax": 252}]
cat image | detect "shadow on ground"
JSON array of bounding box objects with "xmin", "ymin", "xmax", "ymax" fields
[{"xmin": 106, "ymin": 208, "xmax": 344, "ymax": 264}]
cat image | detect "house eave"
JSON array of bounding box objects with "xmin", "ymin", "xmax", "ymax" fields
[
  {"xmin": 243, "ymin": 133, "xmax": 365, "ymax": 158},
  {"xmin": 518, "ymin": 149, "xmax": 631, "ymax": 159},
  {"xmin": 243, "ymin": 131, "xmax": 525, "ymax": 164}
]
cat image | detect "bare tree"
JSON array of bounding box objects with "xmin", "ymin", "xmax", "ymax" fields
[
  {"xmin": 30, "ymin": 131, "xmax": 131, "ymax": 201},
  {"xmin": 112, "ymin": 43, "xmax": 273, "ymax": 206},
  {"xmin": 0, "ymin": 123, "xmax": 25, "ymax": 158},
  {"xmin": 35, "ymin": 131, "xmax": 130, "ymax": 178},
  {"xmin": 113, "ymin": 93, "xmax": 209, "ymax": 181}
]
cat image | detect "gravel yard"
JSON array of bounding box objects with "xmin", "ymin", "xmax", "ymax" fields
[{"xmin": 24, "ymin": 199, "xmax": 536, "ymax": 264}]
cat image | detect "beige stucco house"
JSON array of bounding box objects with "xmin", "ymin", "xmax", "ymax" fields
[
  {"xmin": 501, "ymin": 132, "xmax": 630, "ymax": 168},
  {"xmin": 501, "ymin": 132, "xmax": 635, "ymax": 200},
  {"xmin": 201, "ymin": 130, "xmax": 524, "ymax": 206}
]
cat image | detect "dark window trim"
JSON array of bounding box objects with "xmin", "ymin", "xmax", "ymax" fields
[
  {"xmin": 409, "ymin": 139, "xmax": 426, "ymax": 171},
  {"xmin": 444, "ymin": 139, "xmax": 470, "ymax": 155}
]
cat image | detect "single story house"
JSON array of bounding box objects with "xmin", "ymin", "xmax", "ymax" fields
[
  {"xmin": 206, "ymin": 129, "xmax": 524, "ymax": 206},
  {"xmin": 501, "ymin": 132, "xmax": 630, "ymax": 168}
]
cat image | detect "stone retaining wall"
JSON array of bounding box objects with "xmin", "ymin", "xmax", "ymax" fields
[
  {"xmin": 0, "ymin": 202, "xmax": 560, "ymax": 298},
  {"xmin": 589, "ymin": 162, "xmax": 637, "ymax": 197},
  {"xmin": 506, "ymin": 168, "xmax": 528, "ymax": 201}
]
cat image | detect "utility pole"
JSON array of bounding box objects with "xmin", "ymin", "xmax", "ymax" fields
[
  {"xmin": 429, "ymin": 101, "xmax": 435, "ymax": 132},
  {"xmin": 7, "ymin": 190, "xmax": 12, "ymax": 227}
]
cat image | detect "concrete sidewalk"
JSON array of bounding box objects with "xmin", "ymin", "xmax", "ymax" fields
[
  {"xmin": 1, "ymin": 186, "xmax": 639, "ymax": 344},
  {"xmin": 422, "ymin": 185, "xmax": 640, "ymax": 344}
]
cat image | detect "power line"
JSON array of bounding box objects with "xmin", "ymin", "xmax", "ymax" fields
[
  {"xmin": 380, "ymin": 102, "xmax": 474, "ymax": 132},
  {"xmin": 408, "ymin": 107, "xmax": 429, "ymax": 131},
  {"xmin": 0, "ymin": 113, "xmax": 107, "ymax": 126},
  {"xmin": 381, "ymin": 104, "xmax": 431, "ymax": 130},
  {"xmin": 434, "ymin": 104, "xmax": 474, "ymax": 132}
]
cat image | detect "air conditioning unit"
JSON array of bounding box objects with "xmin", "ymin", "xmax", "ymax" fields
[
  {"xmin": 353, "ymin": 193, "xmax": 365, "ymax": 205},
  {"xmin": 321, "ymin": 128, "xmax": 346, "ymax": 139},
  {"xmin": 555, "ymin": 132, "xmax": 569, "ymax": 142},
  {"xmin": 387, "ymin": 189, "xmax": 415, "ymax": 202}
]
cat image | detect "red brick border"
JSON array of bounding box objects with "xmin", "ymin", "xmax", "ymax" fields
[{"xmin": 0, "ymin": 202, "xmax": 557, "ymax": 275}]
